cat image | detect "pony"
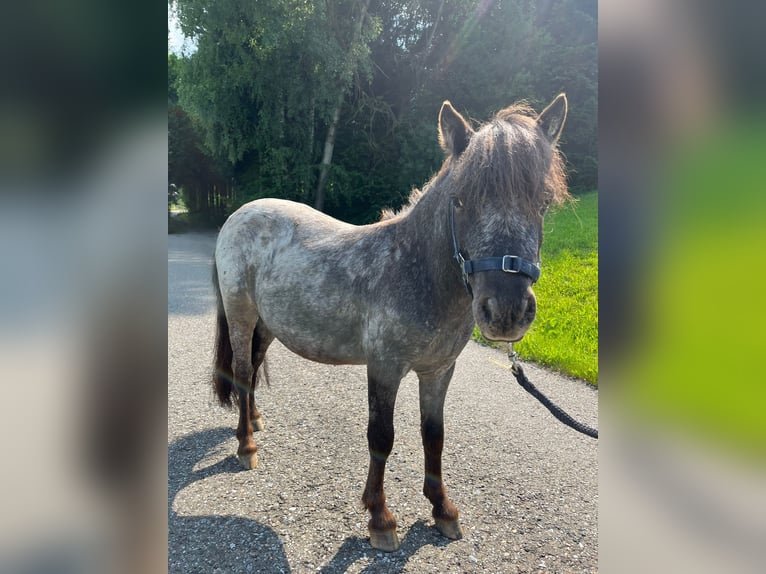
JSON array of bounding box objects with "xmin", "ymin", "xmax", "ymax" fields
[{"xmin": 211, "ymin": 95, "xmax": 569, "ymax": 552}]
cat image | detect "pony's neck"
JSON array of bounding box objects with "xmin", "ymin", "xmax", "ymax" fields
[{"xmin": 398, "ymin": 176, "xmax": 469, "ymax": 304}]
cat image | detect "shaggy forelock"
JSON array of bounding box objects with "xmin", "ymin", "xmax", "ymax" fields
[{"xmin": 452, "ymin": 104, "xmax": 569, "ymax": 216}]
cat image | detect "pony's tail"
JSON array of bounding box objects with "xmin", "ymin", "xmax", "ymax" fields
[{"xmin": 212, "ymin": 261, "xmax": 235, "ymax": 407}]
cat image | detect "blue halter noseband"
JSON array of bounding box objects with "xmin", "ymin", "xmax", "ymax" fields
[{"xmin": 449, "ymin": 199, "xmax": 541, "ymax": 296}]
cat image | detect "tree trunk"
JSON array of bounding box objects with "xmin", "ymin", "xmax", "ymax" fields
[
  {"xmin": 313, "ymin": 0, "xmax": 370, "ymax": 212},
  {"xmin": 314, "ymin": 92, "xmax": 343, "ymax": 212}
]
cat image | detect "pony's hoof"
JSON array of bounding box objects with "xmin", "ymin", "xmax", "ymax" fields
[
  {"xmin": 369, "ymin": 528, "xmax": 400, "ymax": 552},
  {"xmin": 252, "ymin": 417, "xmax": 265, "ymax": 432},
  {"xmin": 237, "ymin": 452, "xmax": 258, "ymax": 470},
  {"xmin": 435, "ymin": 518, "xmax": 463, "ymax": 540}
]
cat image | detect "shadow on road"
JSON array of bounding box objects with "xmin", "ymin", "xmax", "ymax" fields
[
  {"xmin": 320, "ymin": 520, "xmax": 453, "ymax": 573},
  {"xmin": 168, "ymin": 428, "xmax": 292, "ymax": 573},
  {"xmin": 169, "ymin": 428, "xmax": 458, "ymax": 573}
]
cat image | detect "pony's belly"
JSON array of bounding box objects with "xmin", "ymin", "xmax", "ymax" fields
[
  {"xmin": 275, "ymin": 332, "xmax": 367, "ymax": 366},
  {"xmin": 255, "ymin": 274, "xmax": 369, "ymax": 366},
  {"xmin": 258, "ymin": 303, "xmax": 368, "ymax": 365}
]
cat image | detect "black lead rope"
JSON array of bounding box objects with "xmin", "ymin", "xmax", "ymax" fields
[{"xmin": 508, "ymin": 344, "xmax": 598, "ymax": 439}]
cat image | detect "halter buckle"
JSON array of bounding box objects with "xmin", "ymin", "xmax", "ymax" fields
[{"xmin": 501, "ymin": 255, "xmax": 520, "ymax": 273}]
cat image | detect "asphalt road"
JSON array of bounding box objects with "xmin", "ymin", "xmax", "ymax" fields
[{"xmin": 168, "ymin": 231, "xmax": 598, "ymax": 573}]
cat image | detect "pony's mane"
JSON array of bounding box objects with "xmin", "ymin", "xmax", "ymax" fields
[
  {"xmin": 380, "ymin": 101, "xmax": 569, "ymax": 221},
  {"xmin": 380, "ymin": 188, "xmax": 424, "ymax": 221}
]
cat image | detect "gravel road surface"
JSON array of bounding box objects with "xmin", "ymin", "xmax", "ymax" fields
[{"xmin": 169, "ymin": 232, "xmax": 598, "ymax": 573}]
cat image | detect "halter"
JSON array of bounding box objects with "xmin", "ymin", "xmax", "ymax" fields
[{"xmin": 449, "ymin": 199, "xmax": 541, "ymax": 296}]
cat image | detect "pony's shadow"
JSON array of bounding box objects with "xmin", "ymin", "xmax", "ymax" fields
[
  {"xmin": 170, "ymin": 428, "xmax": 455, "ymax": 573},
  {"xmin": 168, "ymin": 428, "xmax": 291, "ymax": 573},
  {"xmin": 320, "ymin": 521, "xmax": 453, "ymax": 574}
]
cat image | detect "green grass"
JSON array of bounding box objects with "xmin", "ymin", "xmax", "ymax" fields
[{"xmin": 473, "ymin": 191, "xmax": 598, "ymax": 384}]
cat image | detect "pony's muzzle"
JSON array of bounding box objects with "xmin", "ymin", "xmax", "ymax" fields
[{"xmin": 473, "ymin": 282, "xmax": 536, "ymax": 342}]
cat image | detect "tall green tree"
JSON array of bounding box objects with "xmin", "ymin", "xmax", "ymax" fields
[
  {"xmin": 173, "ymin": 0, "xmax": 380, "ymax": 209},
  {"xmin": 313, "ymin": 0, "xmax": 381, "ymax": 211},
  {"xmin": 168, "ymin": 53, "xmax": 231, "ymax": 219}
]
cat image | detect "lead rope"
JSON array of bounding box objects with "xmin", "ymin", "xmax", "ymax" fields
[{"xmin": 508, "ymin": 343, "xmax": 598, "ymax": 439}]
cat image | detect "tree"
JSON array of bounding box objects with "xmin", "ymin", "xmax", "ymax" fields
[
  {"xmin": 313, "ymin": 0, "xmax": 377, "ymax": 212},
  {"xmin": 173, "ymin": 0, "xmax": 380, "ymax": 210},
  {"xmin": 168, "ymin": 53, "xmax": 231, "ymax": 220}
]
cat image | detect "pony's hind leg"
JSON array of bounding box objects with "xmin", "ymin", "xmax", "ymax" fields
[
  {"xmin": 248, "ymin": 322, "xmax": 274, "ymax": 432},
  {"xmin": 248, "ymin": 396, "xmax": 264, "ymax": 431},
  {"xmin": 224, "ymin": 305, "xmax": 261, "ymax": 469},
  {"xmin": 418, "ymin": 364, "xmax": 463, "ymax": 541},
  {"xmin": 215, "ymin": 254, "xmax": 271, "ymax": 469}
]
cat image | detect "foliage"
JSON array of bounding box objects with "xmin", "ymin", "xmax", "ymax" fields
[
  {"xmin": 168, "ymin": 53, "xmax": 233, "ymax": 221},
  {"xmin": 169, "ymin": 0, "xmax": 597, "ymax": 223},
  {"xmin": 474, "ymin": 191, "xmax": 598, "ymax": 383},
  {"xmin": 172, "ymin": 0, "xmax": 380, "ymax": 210}
]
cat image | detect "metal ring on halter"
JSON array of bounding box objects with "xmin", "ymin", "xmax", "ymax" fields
[{"xmin": 507, "ymin": 342, "xmax": 520, "ymax": 374}]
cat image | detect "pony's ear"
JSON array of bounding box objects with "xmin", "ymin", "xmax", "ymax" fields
[
  {"xmin": 438, "ymin": 101, "xmax": 474, "ymax": 157},
  {"xmin": 537, "ymin": 93, "xmax": 568, "ymax": 143}
]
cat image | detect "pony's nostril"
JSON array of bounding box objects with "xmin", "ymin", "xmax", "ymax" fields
[
  {"xmin": 479, "ymin": 296, "xmax": 497, "ymax": 324},
  {"xmin": 526, "ymin": 295, "xmax": 536, "ymax": 319}
]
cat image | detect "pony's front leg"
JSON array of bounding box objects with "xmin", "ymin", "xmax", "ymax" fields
[
  {"xmin": 361, "ymin": 366, "xmax": 402, "ymax": 552},
  {"xmin": 418, "ymin": 364, "xmax": 463, "ymax": 540}
]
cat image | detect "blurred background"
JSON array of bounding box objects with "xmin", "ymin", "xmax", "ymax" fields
[
  {"xmin": 600, "ymin": 0, "xmax": 766, "ymax": 572},
  {"xmin": 0, "ymin": 2, "xmax": 167, "ymax": 573},
  {"xmin": 0, "ymin": 0, "xmax": 763, "ymax": 572}
]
